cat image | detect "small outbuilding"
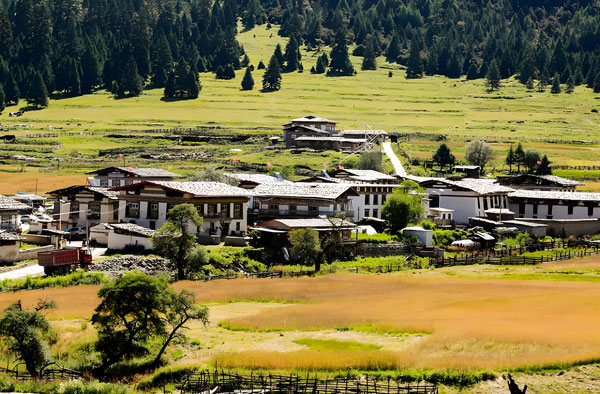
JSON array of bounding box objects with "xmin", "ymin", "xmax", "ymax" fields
[{"xmin": 402, "ymin": 226, "xmax": 433, "ymax": 247}]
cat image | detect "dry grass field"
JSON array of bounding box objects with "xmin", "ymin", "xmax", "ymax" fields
[{"xmin": 4, "ymin": 257, "xmax": 600, "ymax": 375}]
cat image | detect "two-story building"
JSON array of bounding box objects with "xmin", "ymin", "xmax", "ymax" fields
[
  {"xmin": 0, "ymin": 195, "xmax": 31, "ymax": 231},
  {"xmin": 48, "ymin": 186, "xmax": 120, "ymax": 229},
  {"xmin": 496, "ymin": 174, "xmax": 582, "ymax": 192},
  {"xmin": 252, "ymin": 182, "xmax": 358, "ymax": 222},
  {"xmin": 110, "ymin": 181, "xmax": 251, "ymax": 242},
  {"xmin": 88, "ymin": 166, "xmax": 182, "ymax": 187}
]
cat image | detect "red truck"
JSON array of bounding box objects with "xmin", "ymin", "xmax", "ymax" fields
[{"xmin": 37, "ymin": 247, "xmax": 92, "ymax": 275}]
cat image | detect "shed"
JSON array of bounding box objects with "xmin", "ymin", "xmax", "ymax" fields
[
  {"xmin": 471, "ymin": 231, "xmax": 496, "ymax": 249},
  {"xmin": 402, "ymin": 226, "xmax": 433, "ymax": 247},
  {"xmin": 501, "ymin": 220, "xmax": 547, "ymax": 237}
]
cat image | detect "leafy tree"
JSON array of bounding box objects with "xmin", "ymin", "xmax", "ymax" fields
[
  {"xmin": 523, "ymin": 150, "xmax": 541, "ymax": 173},
  {"xmin": 465, "ymin": 140, "xmax": 494, "ymax": 175},
  {"xmin": 0, "ymin": 300, "xmax": 55, "ymax": 377},
  {"xmin": 92, "ymin": 271, "xmax": 209, "ymax": 373},
  {"xmin": 289, "ymin": 227, "xmax": 321, "ymax": 266},
  {"xmin": 241, "ymin": 67, "xmax": 254, "ymax": 90},
  {"xmin": 358, "ymin": 150, "xmax": 384, "ymax": 172},
  {"xmin": 152, "ymin": 204, "xmax": 203, "ymax": 280},
  {"xmin": 327, "ymin": 29, "xmax": 354, "ymax": 76},
  {"xmin": 361, "ymin": 39, "xmax": 377, "ymax": 71},
  {"xmin": 405, "ymin": 42, "xmax": 423, "ymax": 79},
  {"xmin": 514, "ymin": 143, "xmax": 525, "ymax": 172},
  {"xmin": 551, "ymin": 73, "xmax": 561, "ymax": 94},
  {"xmin": 536, "ymin": 154, "xmax": 552, "ymax": 175},
  {"xmin": 26, "ymin": 72, "xmax": 49, "ymax": 108},
  {"xmin": 432, "ymin": 143, "xmax": 455, "ymax": 170},
  {"xmin": 262, "ymin": 54, "xmax": 282, "ymax": 91},
  {"xmin": 536, "ymin": 79, "xmax": 547, "ymax": 93},
  {"xmin": 505, "ymin": 145, "xmax": 515, "ymax": 173},
  {"xmin": 485, "ymin": 60, "xmax": 501, "ymax": 91},
  {"xmin": 382, "ymin": 184, "xmax": 425, "ymax": 234}
]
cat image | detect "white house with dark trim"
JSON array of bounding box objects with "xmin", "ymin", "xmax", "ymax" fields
[{"xmin": 88, "ymin": 166, "xmax": 182, "ymax": 187}]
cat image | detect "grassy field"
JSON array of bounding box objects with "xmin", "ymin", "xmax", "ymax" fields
[{"xmin": 1, "ymin": 23, "xmax": 599, "ymax": 192}]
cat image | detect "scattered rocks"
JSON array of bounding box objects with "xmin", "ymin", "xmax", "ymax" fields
[{"xmin": 89, "ymin": 255, "xmax": 175, "ymax": 278}]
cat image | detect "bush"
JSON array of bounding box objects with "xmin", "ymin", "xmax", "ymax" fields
[
  {"xmin": 356, "ymin": 233, "xmax": 399, "ymax": 244},
  {"xmin": 433, "ymin": 230, "xmax": 464, "ymax": 246},
  {"xmin": 0, "ymin": 270, "xmax": 106, "ymax": 291},
  {"xmin": 57, "ymin": 380, "xmax": 129, "ymax": 394},
  {"xmin": 419, "ymin": 219, "xmax": 435, "ymax": 230},
  {"xmin": 137, "ymin": 365, "xmax": 199, "ymax": 390}
]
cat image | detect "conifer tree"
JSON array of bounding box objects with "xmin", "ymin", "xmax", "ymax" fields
[
  {"xmin": 284, "ymin": 35, "xmax": 301, "ymax": 72},
  {"xmin": 81, "ymin": 47, "xmax": 101, "ymax": 93},
  {"xmin": 536, "ymin": 155, "xmax": 552, "ymax": 175},
  {"xmin": 574, "ymin": 67, "xmax": 584, "ymax": 86},
  {"xmin": 327, "ymin": 29, "xmax": 354, "ymax": 76},
  {"xmin": 262, "ymin": 54, "xmax": 282, "ymax": 91},
  {"xmin": 565, "ymin": 76, "xmax": 575, "ymax": 93},
  {"xmin": 164, "ymin": 72, "xmax": 175, "ymax": 98},
  {"xmin": 595, "ymin": 74, "xmax": 600, "ymax": 94},
  {"xmin": 519, "ymin": 52, "xmax": 537, "ymax": 85},
  {"xmin": 386, "ymin": 33, "xmax": 400, "ymax": 63},
  {"xmin": 4, "ymin": 75, "xmax": 19, "ymax": 105},
  {"xmin": 526, "ymin": 77, "xmax": 534, "ymax": 91},
  {"xmin": 406, "ymin": 42, "xmax": 423, "ymax": 79},
  {"xmin": 111, "ymin": 80, "xmax": 119, "ymax": 96},
  {"xmin": 505, "ymin": 145, "xmax": 515, "ymax": 173},
  {"xmin": 0, "ymin": 84, "xmax": 5, "ymax": 113},
  {"xmin": 466, "ymin": 63, "xmax": 479, "ymax": 80},
  {"xmin": 241, "ymin": 54, "xmax": 250, "ymax": 67},
  {"xmin": 514, "ymin": 143, "xmax": 525, "ymax": 173},
  {"xmin": 26, "ymin": 71, "xmax": 49, "ymax": 108},
  {"xmin": 273, "ymin": 44, "xmax": 284, "ymax": 66},
  {"xmin": 215, "ymin": 66, "xmax": 225, "ymax": 79},
  {"xmin": 224, "ymin": 64, "xmax": 236, "ymax": 79},
  {"xmin": 361, "ymin": 39, "xmax": 377, "ymax": 71},
  {"xmin": 241, "ymin": 66, "xmax": 254, "ymax": 90},
  {"xmin": 485, "ymin": 60, "xmax": 501, "ymax": 91},
  {"xmin": 151, "ymin": 32, "xmax": 173, "ymax": 88},
  {"xmin": 551, "ymin": 73, "xmax": 561, "ymax": 94},
  {"xmin": 118, "ymin": 56, "xmax": 144, "ymax": 98},
  {"xmin": 257, "ymin": 60, "xmax": 265, "ymax": 70}
]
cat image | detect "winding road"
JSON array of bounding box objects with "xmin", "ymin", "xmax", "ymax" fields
[{"xmin": 382, "ymin": 141, "xmax": 406, "ymax": 176}]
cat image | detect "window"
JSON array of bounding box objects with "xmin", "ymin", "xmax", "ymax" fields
[
  {"xmin": 100, "ymin": 179, "xmax": 108, "ymax": 187},
  {"xmin": 289, "ymin": 204, "xmax": 297, "ymax": 213},
  {"xmin": 483, "ymin": 198, "xmax": 488, "ymax": 211},
  {"xmin": 588, "ymin": 205, "xmax": 594, "ymax": 217},
  {"xmin": 364, "ymin": 209, "xmax": 370, "ymax": 217},
  {"xmin": 477, "ymin": 198, "xmax": 481, "ymax": 209},
  {"xmin": 268, "ymin": 204, "xmax": 279, "ymax": 212},
  {"xmin": 126, "ymin": 202, "xmax": 139, "ymax": 218},
  {"xmin": 533, "ymin": 204, "xmax": 538, "ymax": 215},
  {"xmin": 519, "ymin": 202, "xmax": 525, "ymax": 215},
  {"xmin": 125, "ymin": 180, "xmax": 132, "ymax": 186},
  {"xmin": 381, "ymin": 195, "xmax": 386, "ymax": 204},
  {"xmin": 547, "ymin": 204, "xmax": 553, "ymax": 215},
  {"xmin": 364, "ymin": 194, "xmax": 370, "ymax": 205},
  {"xmin": 309, "ymin": 205, "xmax": 318, "ymax": 212},
  {"xmin": 88, "ymin": 202, "xmax": 101, "ymax": 219},
  {"xmin": 568, "ymin": 204, "xmax": 574, "ymax": 215},
  {"xmin": 236, "ymin": 222, "xmax": 241, "ymax": 231},
  {"xmin": 373, "ymin": 195, "xmax": 378, "ymax": 205},
  {"xmin": 373, "ymin": 209, "xmax": 378, "ymax": 218},
  {"xmin": 221, "ymin": 203, "xmax": 230, "ymax": 218},
  {"xmin": 196, "ymin": 204, "xmax": 204, "ymax": 215},
  {"xmin": 70, "ymin": 201, "xmax": 80, "ymax": 219},
  {"xmin": 148, "ymin": 202, "xmax": 159, "ymax": 219},
  {"xmin": 149, "ymin": 221, "xmax": 156, "ymax": 230},
  {"xmin": 111, "ymin": 179, "xmax": 120, "ymax": 187},
  {"xmin": 112, "ymin": 202, "xmax": 119, "ymax": 221},
  {"xmin": 207, "ymin": 203, "xmax": 217, "ymax": 217},
  {"xmin": 234, "ymin": 204, "xmax": 242, "ymax": 218}
]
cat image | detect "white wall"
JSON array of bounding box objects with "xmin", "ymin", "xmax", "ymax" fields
[
  {"xmin": 509, "ymin": 201, "xmax": 599, "ymax": 220},
  {"xmin": 108, "ymin": 232, "xmax": 153, "ymax": 250}
]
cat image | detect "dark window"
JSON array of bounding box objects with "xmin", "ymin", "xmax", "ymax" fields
[
  {"xmin": 207, "ymin": 203, "xmax": 217, "ymax": 216},
  {"xmin": 568, "ymin": 205, "xmax": 574, "ymax": 215},
  {"xmin": 126, "ymin": 202, "xmax": 139, "ymax": 218},
  {"xmin": 373, "ymin": 209, "xmax": 378, "ymax": 218},
  {"xmin": 365, "ymin": 209, "xmax": 370, "ymax": 217},
  {"xmin": 381, "ymin": 195, "xmax": 386, "ymax": 204},
  {"xmin": 547, "ymin": 204, "xmax": 553, "ymax": 215},
  {"xmin": 533, "ymin": 204, "xmax": 538, "ymax": 215},
  {"xmin": 483, "ymin": 198, "xmax": 488, "ymax": 211},
  {"xmin": 148, "ymin": 202, "xmax": 159, "ymax": 219},
  {"xmin": 221, "ymin": 203, "xmax": 230, "ymax": 218},
  {"xmin": 70, "ymin": 201, "xmax": 80, "ymax": 219},
  {"xmin": 234, "ymin": 204, "xmax": 242, "ymax": 218},
  {"xmin": 519, "ymin": 202, "xmax": 525, "ymax": 215},
  {"xmin": 588, "ymin": 205, "xmax": 594, "ymax": 216},
  {"xmin": 149, "ymin": 221, "xmax": 156, "ymax": 230},
  {"xmin": 88, "ymin": 202, "xmax": 101, "ymax": 219},
  {"xmin": 309, "ymin": 206, "xmax": 318, "ymax": 212},
  {"xmin": 268, "ymin": 204, "xmax": 278, "ymax": 212},
  {"xmin": 289, "ymin": 204, "xmax": 297, "ymax": 213},
  {"xmin": 112, "ymin": 202, "xmax": 119, "ymax": 221},
  {"xmin": 196, "ymin": 204, "xmax": 204, "ymax": 215},
  {"xmin": 373, "ymin": 195, "xmax": 378, "ymax": 205},
  {"xmin": 364, "ymin": 194, "xmax": 370, "ymax": 205}
]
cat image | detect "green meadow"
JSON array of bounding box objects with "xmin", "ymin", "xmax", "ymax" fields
[{"xmin": 1, "ymin": 23, "xmax": 599, "ymax": 192}]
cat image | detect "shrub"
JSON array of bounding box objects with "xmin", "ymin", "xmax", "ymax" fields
[
  {"xmin": 57, "ymin": 380, "xmax": 128, "ymax": 394},
  {"xmin": 356, "ymin": 233, "xmax": 399, "ymax": 244}
]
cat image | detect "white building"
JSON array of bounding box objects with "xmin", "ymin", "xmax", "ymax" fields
[
  {"xmin": 111, "ymin": 181, "xmax": 251, "ymax": 242},
  {"xmin": 48, "ymin": 186, "xmax": 119, "ymax": 229},
  {"xmin": 88, "ymin": 166, "xmax": 182, "ymax": 187},
  {"xmin": 508, "ymin": 190, "xmax": 600, "ymax": 220}
]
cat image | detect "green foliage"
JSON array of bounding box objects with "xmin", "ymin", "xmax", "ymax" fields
[
  {"xmin": 241, "ymin": 67, "xmax": 255, "ymax": 90},
  {"xmin": 0, "ymin": 270, "xmax": 106, "ymax": 291},
  {"xmin": 26, "ymin": 72, "xmax": 49, "ymax": 108},
  {"xmin": 187, "ymin": 167, "xmax": 238, "ymax": 185},
  {"xmin": 405, "ymin": 42, "xmax": 423, "ymax": 79},
  {"xmin": 361, "ymin": 39, "xmax": 377, "ymax": 71},
  {"xmin": 56, "ymin": 380, "xmax": 129, "ymax": 394},
  {"xmin": 357, "ymin": 150, "xmax": 384, "ymax": 172},
  {"xmin": 356, "ymin": 233, "xmax": 399, "ymax": 244},
  {"xmin": 327, "ymin": 29, "xmax": 355, "ymax": 76},
  {"xmin": 464, "ymin": 140, "xmax": 493, "ymax": 174},
  {"xmin": 163, "ymin": 58, "xmax": 201, "ymax": 99},
  {"xmin": 137, "ymin": 365, "xmax": 199, "ymax": 390},
  {"xmin": 433, "ymin": 229, "xmax": 464, "ymax": 246},
  {"xmin": 262, "ymin": 53, "xmax": 282, "ymax": 91},
  {"xmin": 551, "ymin": 73, "xmax": 562, "ymax": 94},
  {"xmin": 432, "ymin": 144, "xmax": 456, "ymax": 170},
  {"xmin": 0, "ymin": 300, "xmax": 54, "ymax": 376},
  {"xmin": 289, "ymin": 227, "xmax": 321, "ymax": 265},
  {"xmin": 382, "ymin": 189, "xmax": 424, "ymax": 234},
  {"xmin": 419, "ymin": 219, "xmax": 435, "ymax": 230},
  {"xmin": 485, "ymin": 60, "xmax": 501, "ymax": 91}
]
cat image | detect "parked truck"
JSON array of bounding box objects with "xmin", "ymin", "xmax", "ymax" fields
[{"xmin": 37, "ymin": 247, "xmax": 92, "ymax": 275}]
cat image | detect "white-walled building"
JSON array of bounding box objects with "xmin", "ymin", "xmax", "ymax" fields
[
  {"xmin": 88, "ymin": 166, "xmax": 182, "ymax": 187},
  {"xmin": 48, "ymin": 186, "xmax": 119, "ymax": 229},
  {"xmin": 496, "ymin": 174, "xmax": 582, "ymax": 192},
  {"xmin": 0, "ymin": 195, "xmax": 30, "ymax": 231},
  {"xmin": 508, "ymin": 190, "xmax": 600, "ymax": 220},
  {"xmin": 110, "ymin": 181, "xmax": 251, "ymax": 241}
]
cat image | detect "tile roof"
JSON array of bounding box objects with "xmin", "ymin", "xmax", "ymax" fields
[
  {"xmin": 339, "ymin": 169, "xmax": 397, "ymax": 181},
  {"xmin": 291, "ymin": 115, "xmax": 337, "ymax": 123},
  {"xmin": 294, "ymin": 136, "xmax": 366, "ymax": 143},
  {"xmin": 0, "ymin": 195, "xmax": 32, "ymax": 211},
  {"xmin": 259, "ymin": 218, "xmax": 355, "ymax": 229},
  {"xmin": 88, "ymin": 166, "xmax": 181, "ymax": 178},
  {"xmin": 496, "ymin": 174, "xmax": 582, "ymax": 187},
  {"xmin": 144, "ymin": 181, "xmax": 250, "ymax": 197},
  {"xmin": 48, "ymin": 186, "xmax": 118, "ymax": 200},
  {"xmin": 424, "ymin": 178, "xmax": 514, "ymax": 195},
  {"xmin": 110, "ymin": 223, "xmax": 156, "ymax": 237},
  {"xmin": 227, "ymin": 173, "xmax": 289, "ymax": 184},
  {"xmin": 537, "ymin": 175, "xmax": 582, "ymax": 187},
  {"xmin": 508, "ymin": 190, "xmax": 600, "ymax": 201},
  {"xmin": 0, "ymin": 232, "xmax": 24, "ymax": 241},
  {"xmin": 253, "ymin": 182, "xmax": 357, "ymax": 200},
  {"xmin": 341, "ymin": 130, "xmax": 388, "ymax": 136}
]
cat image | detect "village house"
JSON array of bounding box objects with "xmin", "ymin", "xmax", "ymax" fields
[
  {"xmin": 298, "ymin": 169, "xmax": 400, "ymax": 221},
  {"xmin": 420, "ymin": 178, "xmax": 514, "ymax": 225},
  {"xmin": 110, "ymin": 181, "xmax": 250, "ymax": 243},
  {"xmin": 496, "ymin": 174, "xmax": 582, "ymax": 192},
  {"xmin": 88, "ymin": 166, "xmax": 182, "ymax": 187},
  {"xmin": 48, "ymin": 186, "xmax": 119, "ymax": 229},
  {"xmin": 508, "ymin": 190, "xmax": 600, "ymax": 221},
  {"xmin": 0, "ymin": 195, "xmax": 33, "ymax": 231},
  {"xmin": 282, "ymin": 116, "xmax": 388, "ymax": 151},
  {"xmin": 252, "ymin": 182, "xmax": 358, "ymax": 222}
]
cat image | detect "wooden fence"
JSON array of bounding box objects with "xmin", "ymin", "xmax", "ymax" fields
[
  {"xmin": 179, "ymin": 370, "xmax": 438, "ymax": 394},
  {"xmin": 0, "ymin": 362, "xmax": 82, "ymax": 381}
]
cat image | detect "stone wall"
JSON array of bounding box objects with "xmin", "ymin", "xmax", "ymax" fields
[{"xmin": 356, "ymin": 242, "xmax": 407, "ymax": 257}]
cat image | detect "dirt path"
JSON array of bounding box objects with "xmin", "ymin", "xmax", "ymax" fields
[{"xmin": 382, "ymin": 142, "xmax": 406, "ymax": 176}]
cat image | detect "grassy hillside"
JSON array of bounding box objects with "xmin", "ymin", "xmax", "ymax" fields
[{"xmin": 1, "ymin": 24, "xmax": 599, "ymax": 193}]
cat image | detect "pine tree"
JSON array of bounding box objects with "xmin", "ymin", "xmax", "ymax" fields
[
  {"xmin": 81, "ymin": 47, "xmax": 101, "ymax": 94},
  {"xmin": 241, "ymin": 66, "xmax": 254, "ymax": 90},
  {"xmin": 405, "ymin": 42, "xmax": 423, "ymax": 79},
  {"xmin": 466, "ymin": 63, "xmax": 479, "ymax": 80},
  {"xmin": 215, "ymin": 66, "xmax": 225, "ymax": 79},
  {"xmin": 111, "ymin": 80, "xmax": 119, "ymax": 96},
  {"xmin": 224, "ymin": 64, "xmax": 236, "ymax": 79},
  {"xmin": 536, "ymin": 79, "xmax": 546, "ymax": 92},
  {"xmin": 262, "ymin": 54, "xmax": 282, "ymax": 91},
  {"xmin": 257, "ymin": 60, "xmax": 265, "ymax": 70},
  {"xmin": 4, "ymin": 75, "xmax": 19, "ymax": 105},
  {"xmin": 273, "ymin": 44, "xmax": 284, "ymax": 66},
  {"xmin": 485, "ymin": 60, "xmax": 501, "ymax": 91},
  {"xmin": 526, "ymin": 77, "xmax": 534, "ymax": 91},
  {"xmin": 505, "ymin": 145, "xmax": 515, "ymax": 173},
  {"xmin": 151, "ymin": 31, "xmax": 173, "ymax": 88},
  {"xmin": 519, "ymin": 52, "xmax": 537, "ymax": 85},
  {"xmin": 514, "ymin": 143, "xmax": 525, "ymax": 173},
  {"xmin": 536, "ymin": 155, "xmax": 552, "ymax": 175},
  {"xmin": 551, "ymin": 72, "xmax": 561, "ymax": 94},
  {"xmin": 361, "ymin": 39, "xmax": 377, "ymax": 71},
  {"xmin": 386, "ymin": 33, "xmax": 400, "ymax": 63},
  {"xmin": 327, "ymin": 29, "xmax": 354, "ymax": 76},
  {"xmin": 241, "ymin": 54, "xmax": 250, "ymax": 67},
  {"xmin": 118, "ymin": 56, "xmax": 144, "ymax": 98},
  {"xmin": 574, "ymin": 67, "xmax": 584, "ymax": 86},
  {"xmin": 284, "ymin": 35, "xmax": 301, "ymax": 72},
  {"xmin": 164, "ymin": 72, "xmax": 175, "ymax": 98},
  {"xmin": 26, "ymin": 71, "xmax": 49, "ymax": 108},
  {"xmin": 565, "ymin": 76, "xmax": 575, "ymax": 93},
  {"xmin": 594, "ymin": 74, "xmax": 600, "ymax": 94},
  {"xmin": 0, "ymin": 84, "xmax": 5, "ymax": 113}
]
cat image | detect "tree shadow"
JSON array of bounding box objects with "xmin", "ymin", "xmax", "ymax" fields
[
  {"xmin": 18, "ymin": 105, "xmax": 44, "ymax": 112},
  {"xmin": 160, "ymin": 96, "xmax": 196, "ymax": 102}
]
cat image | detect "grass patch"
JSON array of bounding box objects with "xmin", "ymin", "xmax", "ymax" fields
[
  {"xmin": 335, "ymin": 323, "xmax": 430, "ymax": 336},
  {"xmin": 217, "ymin": 321, "xmax": 288, "ymax": 332},
  {"xmin": 0, "ymin": 269, "xmax": 107, "ymax": 291},
  {"xmin": 293, "ymin": 338, "xmax": 382, "ymax": 351}
]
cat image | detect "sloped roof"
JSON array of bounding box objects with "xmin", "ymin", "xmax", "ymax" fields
[
  {"xmin": 284, "ymin": 124, "xmax": 332, "ymax": 134},
  {"xmin": 227, "ymin": 173, "xmax": 289, "ymax": 184},
  {"xmin": 0, "ymin": 195, "xmax": 35, "ymax": 211},
  {"xmin": 0, "ymin": 232, "xmax": 25, "ymax": 241},
  {"xmin": 259, "ymin": 218, "xmax": 355, "ymax": 230},
  {"xmin": 291, "ymin": 115, "xmax": 337, "ymax": 123},
  {"xmin": 111, "ymin": 181, "xmax": 250, "ymax": 198},
  {"xmin": 496, "ymin": 174, "xmax": 582, "ymax": 187},
  {"xmin": 110, "ymin": 223, "xmax": 156, "ymax": 237},
  {"xmin": 508, "ymin": 190, "xmax": 600, "ymax": 202},
  {"xmin": 294, "ymin": 136, "xmax": 366, "ymax": 143},
  {"xmin": 47, "ymin": 186, "xmax": 119, "ymax": 200},
  {"xmin": 335, "ymin": 169, "xmax": 396, "ymax": 182},
  {"xmin": 422, "ymin": 178, "xmax": 514, "ymax": 195},
  {"xmin": 253, "ymin": 182, "xmax": 358, "ymax": 200},
  {"xmin": 88, "ymin": 166, "xmax": 182, "ymax": 178},
  {"xmin": 341, "ymin": 130, "xmax": 388, "ymax": 136}
]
